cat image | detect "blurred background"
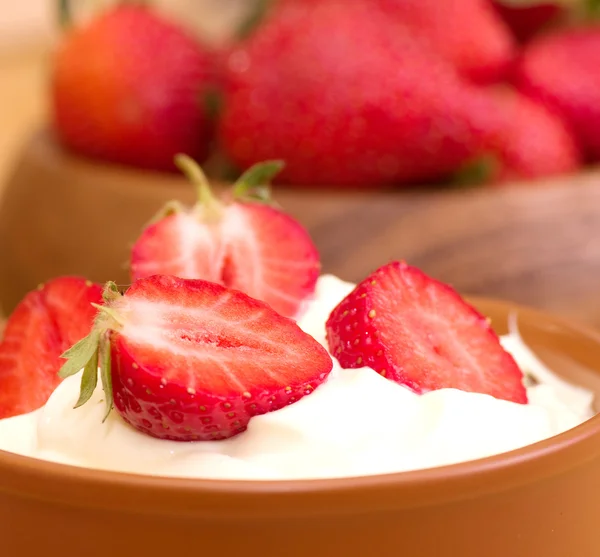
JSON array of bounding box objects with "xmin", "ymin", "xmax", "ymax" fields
[{"xmin": 1, "ymin": 0, "xmax": 600, "ymax": 325}]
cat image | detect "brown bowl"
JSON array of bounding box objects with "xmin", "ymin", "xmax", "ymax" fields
[{"xmin": 1, "ymin": 297, "xmax": 600, "ymax": 557}]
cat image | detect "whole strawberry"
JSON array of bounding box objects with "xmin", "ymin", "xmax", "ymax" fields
[
  {"xmin": 130, "ymin": 155, "xmax": 320, "ymax": 318},
  {"xmin": 472, "ymin": 88, "xmax": 581, "ymax": 183},
  {"xmin": 326, "ymin": 261, "xmax": 527, "ymax": 403},
  {"xmin": 514, "ymin": 26, "xmax": 600, "ymax": 162},
  {"xmin": 219, "ymin": 0, "xmax": 497, "ymax": 187},
  {"xmin": 52, "ymin": 5, "xmax": 215, "ymax": 171},
  {"xmin": 374, "ymin": 0, "xmax": 517, "ymax": 83},
  {"xmin": 0, "ymin": 277, "xmax": 102, "ymax": 418},
  {"xmin": 60, "ymin": 276, "xmax": 333, "ymax": 442}
]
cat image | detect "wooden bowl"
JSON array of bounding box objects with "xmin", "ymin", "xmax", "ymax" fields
[{"xmin": 2, "ymin": 129, "xmax": 600, "ymax": 326}]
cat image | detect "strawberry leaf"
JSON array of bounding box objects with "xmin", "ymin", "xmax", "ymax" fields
[
  {"xmin": 58, "ymin": 329, "xmax": 101, "ymax": 379},
  {"xmin": 232, "ymin": 160, "xmax": 285, "ymax": 203},
  {"xmin": 74, "ymin": 347, "xmax": 99, "ymax": 409},
  {"xmin": 99, "ymin": 332, "xmax": 113, "ymax": 422}
]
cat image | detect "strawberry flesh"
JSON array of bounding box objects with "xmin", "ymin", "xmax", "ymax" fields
[
  {"xmin": 326, "ymin": 262, "xmax": 527, "ymax": 404},
  {"xmin": 131, "ymin": 203, "xmax": 320, "ymax": 319},
  {"xmin": 220, "ymin": 203, "xmax": 320, "ymax": 318},
  {"xmin": 0, "ymin": 277, "xmax": 102, "ymax": 418},
  {"xmin": 110, "ymin": 275, "xmax": 332, "ymax": 441},
  {"xmin": 130, "ymin": 212, "xmax": 225, "ymax": 284}
]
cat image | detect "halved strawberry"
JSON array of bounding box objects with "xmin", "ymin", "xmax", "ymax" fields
[
  {"xmin": 42, "ymin": 276, "xmax": 105, "ymax": 350},
  {"xmin": 130, "ymin": 155, "xmax": 320, "ymax": 319},
  {"xmin": 59, "ymin": 275, "xmax": 333, "ymax": 441},
  {"xmin": 0, "ymin": 277, "xmax": 103, "ymax": 418},
  {"xmin": 326, "ymin": 261, "xmax": 527, "ymax": 404}
]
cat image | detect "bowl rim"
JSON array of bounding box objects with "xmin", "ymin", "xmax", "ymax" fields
[{"xmin": 1, "ymin": 296, "xmax": 600, "ymax": 518}]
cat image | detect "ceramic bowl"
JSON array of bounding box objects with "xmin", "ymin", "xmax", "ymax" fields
[{"xmin": 1, "ymin": 298, "xmax": 600, "ymax": 557}]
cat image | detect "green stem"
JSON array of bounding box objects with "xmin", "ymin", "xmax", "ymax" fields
[{"xmin": 174, "ymin": 154, "xmax": 222, "ymax": 216}]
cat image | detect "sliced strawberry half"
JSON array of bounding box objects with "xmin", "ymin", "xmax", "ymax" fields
[
  {"xmin": 221, "ymin": 203, "xmax": 321, "ymax": 318},
  {"xmin": 326, "ymin": 261, "xmax": 527, "ymax": 404},
  {"xmin": 0, "ymin": 277, "xmax": 103, "ymax": 418},
  {"xmin": 130, "ymin": 155, "xmax": 320, "ymax": 319},
  {"xmin": 42, "ymin": 276, "xmax": 104, "ymax": 349},
  {"xmin": 59, "ymin": 275, "xmax": 333, "ymax": 441}
]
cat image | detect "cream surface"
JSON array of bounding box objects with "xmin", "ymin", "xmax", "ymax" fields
[{"xmin": 0, "ymin": 275, "xmax": 594, "ymax": 480}]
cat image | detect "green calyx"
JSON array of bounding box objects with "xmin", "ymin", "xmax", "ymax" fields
[
  {"xmin": 146, "ymin": 155, "xmax": 285, "ymax": 228},
  {"xmin": 58, "ymin": 281, "xmax": 124, "ymax": 421},
  {"xmin": 451, "ymin": 154, "xmax": 499, "ymax": 188},
  {"xmin": 231, "ymin": 160, "xmax": 285, "ymax": 203}
]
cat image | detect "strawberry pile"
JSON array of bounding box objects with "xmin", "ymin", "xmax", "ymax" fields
[
  {"xmin": 50, "ymin": 0, "xmax": 600, "ymax": 187},
  {"xmin": 0, "ymin": 170, "xmax": 528, "ymax": 440}
]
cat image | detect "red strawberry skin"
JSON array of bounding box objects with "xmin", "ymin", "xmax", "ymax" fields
[
  {"xmin": 479, "ymin": 88, "xmax": 581, "ymax": 182},
  {"xmin": 219, "ymin": 0, "xmax": 493, "ymax": 187},
  {"xmin": 51, "ymin": 5, "xmax": 215, "ymax": 171},
  {"xmin": 110, "ymin": 275, "xmax": 332, "ymax": 441},
  {"xmin": 374, "ymin": 0, "xmax": 517, "ymax": 83},
  {"xmin": 326, "ymin": 262, "xmax": 527, "ymax": 404},
  {"xmin": 130, "ymin": 203, "xmax": 320, "ymax": 319},
  {"xmin": 514, "ymin": 27, "xmax": 600, "ymax": 162},
  {"xmin": 0, "ymin": 277, "xmax": 102, "ymax": 418}
]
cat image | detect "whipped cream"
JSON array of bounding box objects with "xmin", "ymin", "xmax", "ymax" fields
[{"xmin": 0, "ymin": 275, "xmax": 594, "ymax": 480}]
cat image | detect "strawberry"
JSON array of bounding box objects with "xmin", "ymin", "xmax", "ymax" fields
[
  {"xmin": 472, "ymin": 88, "xmax": 581, "ymax": 182},
  {"xmin": 326, "ymin": 261, "xmax": 527, "ymax": 404},
  {"xmin": 51, "ymin": 5, "xmax": 215, "ymax": 171},
  {"xmin": 219, "ymin": 0, "xmax": 501, "ymax": 187},
  {"xmin": 0, "ymin": 277, "xmax": 102, "ymax": 418},
  {"xmin": 130, "ymin": 155, "xmax": 320, "ymax": 318},
  {"xmin": 373, "ymin": 0, "xmax": 517, "ymax": 83},
  {"xmin": 514, "ymin": 26, "xmax": 600, "ymax": 162},
  {"xmin": 59, "ymin": 275, "xmax": 333, "ymax": 441}
]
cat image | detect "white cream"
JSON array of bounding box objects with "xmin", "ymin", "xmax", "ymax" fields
[{"xmin": 0, "ymin": 275, "xmax": 594, "ymax": 480}]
